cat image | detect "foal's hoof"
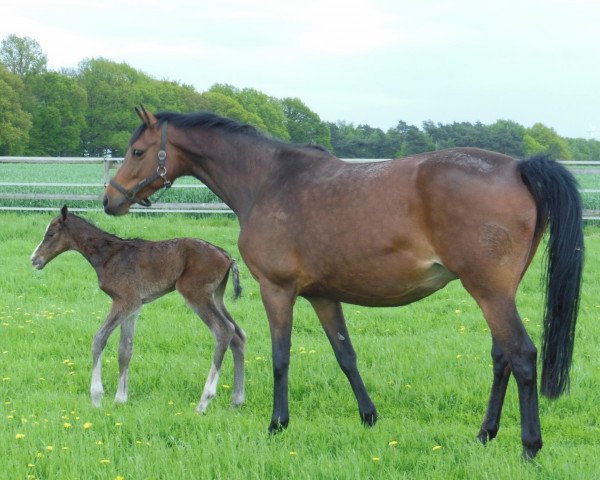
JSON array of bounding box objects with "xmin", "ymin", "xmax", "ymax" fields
[
  {"xmin": 476, "ymin": 428, "xmax": 498, "ymax": 445},
  {"xmin": 268, "ymin": 418, "xmax": 289, "ymax": 434},
  {"xmin": 360, "ymin": 410, "xmax": 378, "ymax": 427}
]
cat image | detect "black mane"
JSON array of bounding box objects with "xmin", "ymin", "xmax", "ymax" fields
[
  {"xmin": 130, "ymin": 111, "xmax": 262, "ymax": 145},
  {"xmin": 129, "ymin": 110, "xmax": 332, "ymax": 155}
]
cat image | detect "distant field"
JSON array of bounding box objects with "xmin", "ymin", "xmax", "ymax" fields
[{"xmin": 1, "ymin": 212, "xmax": 599, "ymax": 479}]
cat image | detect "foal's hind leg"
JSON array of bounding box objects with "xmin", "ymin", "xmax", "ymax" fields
[
  {"xmin": 470, "ymin": 291, "xmax": 542, "ymax": 459},
  {"xmin": 114, "ymin": 310, "xmax": 140, "ymax": 404},
  {"xmin": 477, "ymin": 338, "xmax": 510, "ymax": 444},
  {"xmin": 216, "ymin": 295, "xmax": 246, "ymax": 407},
  {"xmin": 307, "ymin": 296, "xmax": 378, "ymax": 426}
]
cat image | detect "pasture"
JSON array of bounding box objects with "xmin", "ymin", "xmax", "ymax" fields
[{"xmin": 1, "ymin": 211, "xmax": 599, "ymax": 479}]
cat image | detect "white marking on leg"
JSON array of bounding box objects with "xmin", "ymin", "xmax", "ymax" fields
[
  {"xmin": 337, "ymin": 332, "xmax": 345, "ymax": 341},
  {"xmin": 90, "ymin": 355, "xmax": 104, "ymax": 407},
  {"xmin": 114, "ymin": 370, "xmax": 128, "ymax": 404},
  {"xmin": 196, "ymin": 363, "xmax": 220, "ymax": 414}
]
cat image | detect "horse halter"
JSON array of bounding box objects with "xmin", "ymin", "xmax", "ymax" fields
[{"xmin": 109, "ymin": 121, "xmax": 172, "ymax": 207}]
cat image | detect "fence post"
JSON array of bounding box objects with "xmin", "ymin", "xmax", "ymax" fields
[{"xmin": 103, "ymin": 157, "xmax": 111, "ymax": 186}]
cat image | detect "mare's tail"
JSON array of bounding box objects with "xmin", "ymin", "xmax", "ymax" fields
[
  {"xmin": 231, "ymin": 260, "xmax": 242, "ymax": 300},
  {"xmin": 518, "ymin": 154, "xmax": 584, "ymax": 398}
]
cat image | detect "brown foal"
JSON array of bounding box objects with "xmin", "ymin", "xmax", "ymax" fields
[{"xmin": 31, "ymin": 206, "xmax": 245, "ymax": 413}]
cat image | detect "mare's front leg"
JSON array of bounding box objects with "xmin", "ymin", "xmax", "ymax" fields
[
  {"xmin": 91, "ymin": 301, "xmax": 136, "ymax": 407},
  {"xmin": 307, "ymin": 297, "xmax": 377, "ymax": 426},
  {"xmin": 260, "ymin": 282, "xmax": 295, "ymax": 433},
  {"xmin": 114, "ymin": 309, "xmax": 141, "ymax": 404}
]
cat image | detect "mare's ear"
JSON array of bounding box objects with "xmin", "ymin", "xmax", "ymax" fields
[
  {"xmin": 60, "ymin": 205, "xmax": 68, "ymax": 222},
  {"xmin": 135, "ymin": 105, "xmax": 157, "ymax": 127}
]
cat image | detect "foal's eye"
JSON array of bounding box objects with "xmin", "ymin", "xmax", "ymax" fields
[{"xmin": 132, "ymin": 149, "xmax": 144, "ymax": 158}]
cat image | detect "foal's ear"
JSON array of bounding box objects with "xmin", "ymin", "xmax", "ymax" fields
[
  {"xmin": 60, "ymin": 205, "xmax": 68, "ymax": 221},
  {"xmin": 135, "ymin": 105, "xmax": 157, "ymax": 127}
]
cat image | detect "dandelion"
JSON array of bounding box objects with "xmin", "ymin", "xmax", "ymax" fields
[
  {"xmin": 388, "ymin": 440, "xmax": 399, "ymax": 447},
  {"xmin": 63, "ymin": 422, "xmax": 72, "ymax": 428},
  {"xmin": 372, "ymin": 457, "xmax": 380, "ymax": 462},
  {"xmin": 175, "ymin": 412, "xmax": 182, "ymax": 416},
  {"xmin": 115, "ymin": 476, "xmax": 125, "ymax": 480},
  {"xmin": 16, "ymin": 433, "xmax": 25, "ymax": 440},
  {"xmin": 7, "ymin": 415, "xmax": 14, "ymax": 420},
  {"xmin": 115, "ymin": 422, "xmax": 123, "ymax": 427},
  {"xmin": 46, "ymin": 446, "xmax": 54, "ymax": 452},
  {"xmin": 404, "ymin": 384, "xmax": 412, "ymax": 389},
  {"xmin": 27, "ymin": 463, "xmax": 35, "ymax": 468},
  {"xmin": 432, "ymin": 445, "xmax": 442, "ymax": 452},
  {"xmin": 83, "ymin": 422, "xmax": 93, "ymax": 429},
  {"xmin": 100, "ymin": 459, "xmax": 110, "ymax": 464},
  {"xmin": 222, "ymin": 384, "xmax": 230, "ymax": 389},
  {"xmin": 168, "ymin": 400, "xmax": 174, "ymax": 405},
  {"xmin": 289, "ymin": 451, "xmax": 297, "ymax": 456},
  {"xmin": 96, "ymin": 440, "xmax": 103, "ymax": 445}
]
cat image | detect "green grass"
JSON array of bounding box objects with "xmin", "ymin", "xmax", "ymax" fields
[{"xmin": 1, "ymin": 212, "xmax": 599, "ymax": 479}]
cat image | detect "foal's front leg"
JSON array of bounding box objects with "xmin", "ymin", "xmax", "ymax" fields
[
  {"xmin": 114, "ymin": 310, "xmax": 140, "ymax": 404},
  {"xmin": 90, "ymin": 301, "xmax": 137, "ymax": 407}
]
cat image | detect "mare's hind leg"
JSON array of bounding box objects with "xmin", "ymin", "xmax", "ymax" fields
[
  {"xmin": 114, "ymin": 310, "xmax": 140, "ymax": 404},
  {"xmin": 469, "ymin": 290, "xmax": 542, "ymax": 459},
  {"xmin": 90, "ymin": 300, "xmax": 139, "ymax": 407},
  {"xmin": 477, "ymin": 338, "xmax": 510, "ymax": 444},
  {"xmin": 307, "ymin": 296, "xmax": 377, "ymax": 426}
]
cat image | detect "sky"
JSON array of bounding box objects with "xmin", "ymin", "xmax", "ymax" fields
[{"xmin": 1, "ymin": 0, "xmax": 599, "ymax": 139}]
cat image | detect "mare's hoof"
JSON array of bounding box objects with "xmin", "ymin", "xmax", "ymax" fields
[
  {"xmin": 360, "ymin": 410, "xmax": 378, "ymax": 427},
  {"xmin": 268, "ymin": 418, "xmax": 289, "ymax": 434},
  {"xmin": 522, "ymin": 442, "xmax": 542, "ymax": 461},
  {"xmin": 476, "ymin": 428, "xmax": 498, "ymax": 445}
]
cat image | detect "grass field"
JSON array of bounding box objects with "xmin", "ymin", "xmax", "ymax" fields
[{"xmin": 1, "ymin": 212, "xmax": 600, "ymax": 480}]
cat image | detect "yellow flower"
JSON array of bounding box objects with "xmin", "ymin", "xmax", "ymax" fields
[
  {"xmin": 372, "ymin": 457, "xmax": 380, "ymax": 462},
  {"xmin": 115, "ymin": 422, "xmax": 123, "ymax": 427},
  {"xmin": 63, "ymin": 422, "xmax": 72, "ymax": 428},
  {"xmin": 289, "ymin": 451, "xmax": 297, "ymax": 456},
  {"xmin": 46, "ymin": 446, "xmax": 54, "ymax": 452},
  {"xmin": 100, "ymin": 459, "xmax": 110, "ymax": 464},
  {"xmin": 27, "ymin": 463, "xmax": 35, "ymax": 468},
  {"xmin": 83, "ymin": 422, "xmax": 93, "ymax": 429},
  {"xmin": 388, "ymin": 440, "xmax": 399, "ymax": 447},
  {"xmin": 115, "ymin": 476, "xmax": 125, "ymax": 480},
  {"xmin": 222, "ymin": 384, "xmax": 230, "ymax": 389},
  {"xmin": 432, "ymin": 445, "xmax": 442, "ymax": 451},
  {"xmin": 96, "ymin": 440, "xmax": 103, "ymax": 445},
  {"xmin": 15, "ymin": 433, "xmax": 25, "ymax": 440}
]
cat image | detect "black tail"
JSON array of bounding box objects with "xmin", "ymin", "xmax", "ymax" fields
[
  {"xmin": 231, "ymin": 260, "xmax": 242, "ymax": 300},
  {"xmin": 518, "ymin": 154, "xmax": 584, "ymax": 398}
]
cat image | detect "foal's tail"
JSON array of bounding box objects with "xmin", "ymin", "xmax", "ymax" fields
[
  {"xmin": 230, "ymin": 260, "xmax": 242, "ymax": 300},
  {"xmin": 518, "ymin": 154, "xmax": 584, "ymax": 398}
]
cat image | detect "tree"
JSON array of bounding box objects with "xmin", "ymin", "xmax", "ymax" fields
[
  {"xmin": 197, "ymin": 92, "xmax": 267, "ymax": 130},
  {"xmin": 0, "ymin": 64, "xmax": 32, "ymax": 154},
  {"xmin": 26, "ymin": 72, "xmax": 87, "ymax": 156},
  {"xmin": 486, "ymin": 120, "xmax": 525, "ymax": 157},
  {"xmin": 281, "ymin": 98, "xmax": 332, "ymax": 150},
  {"xmin": 77, "ymin": 58, "xmax": 149, "ymax": 156},
  {"xmin": 207, "ymin": 84, "xmax": 290, "ymax": 140},
  {"xmin": 0, "ymin": 34, "xmax": 47, "ymax": 79},
  {"xmin": 524, "ymin": 123, "xmax": 573, "ymax": 159},
  {"xmin": 386, "ymin": 121, "xmax": 434, "ymax": 158}
]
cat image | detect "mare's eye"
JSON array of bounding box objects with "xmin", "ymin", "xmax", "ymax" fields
[{"xmin": 133, "ymin": 149, "xmax": 144, "ymax": 158}]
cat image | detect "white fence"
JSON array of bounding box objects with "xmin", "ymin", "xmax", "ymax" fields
[{"xmin": 1, "ymin": 156, "xmax": 600, "ymax": 218}]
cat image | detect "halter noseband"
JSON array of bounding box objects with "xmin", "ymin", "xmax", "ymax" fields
[{"xmin": 109, "ymin": 121, "xmax": 172, "ymax": 207}]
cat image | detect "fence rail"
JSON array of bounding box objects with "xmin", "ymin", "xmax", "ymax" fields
[{"xmin": 2, "ymin": 156, "xmax": 600, "ymax": 219}]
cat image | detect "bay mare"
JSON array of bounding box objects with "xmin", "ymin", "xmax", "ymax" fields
[
  {"xmin": 31, "ymin": 206, "xmax": 245, "ymax": 413},
  {"xmin": 103, "ymin": 108, "xmax": 583, "ymax": 459}
]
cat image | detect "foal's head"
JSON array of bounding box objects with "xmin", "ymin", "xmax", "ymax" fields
[{"xmin": 31, "ymin": 205, "xmax": 74, "ymax": 270}]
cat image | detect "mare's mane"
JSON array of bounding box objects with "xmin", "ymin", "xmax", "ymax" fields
[{"xmin": 129, "ymin": 111, "xmax": 331, "ymax": 155}]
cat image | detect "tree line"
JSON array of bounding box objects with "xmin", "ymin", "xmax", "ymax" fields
[{"xmin": 1, "ymin": 34, "xmax": 599, "ymax": 160}]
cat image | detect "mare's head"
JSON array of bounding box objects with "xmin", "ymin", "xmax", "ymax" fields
[
  {"xmin": 104, "ymin": 106, "xmax": 177, "ymax": 216},
  {"xmin": 31, "ymin": 205, "xmax": 73, "ymax": 269}
]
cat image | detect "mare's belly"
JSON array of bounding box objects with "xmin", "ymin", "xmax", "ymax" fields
[{"xmin": 301, "ymin": 261, "xmax": 458, "ymax": 307}]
